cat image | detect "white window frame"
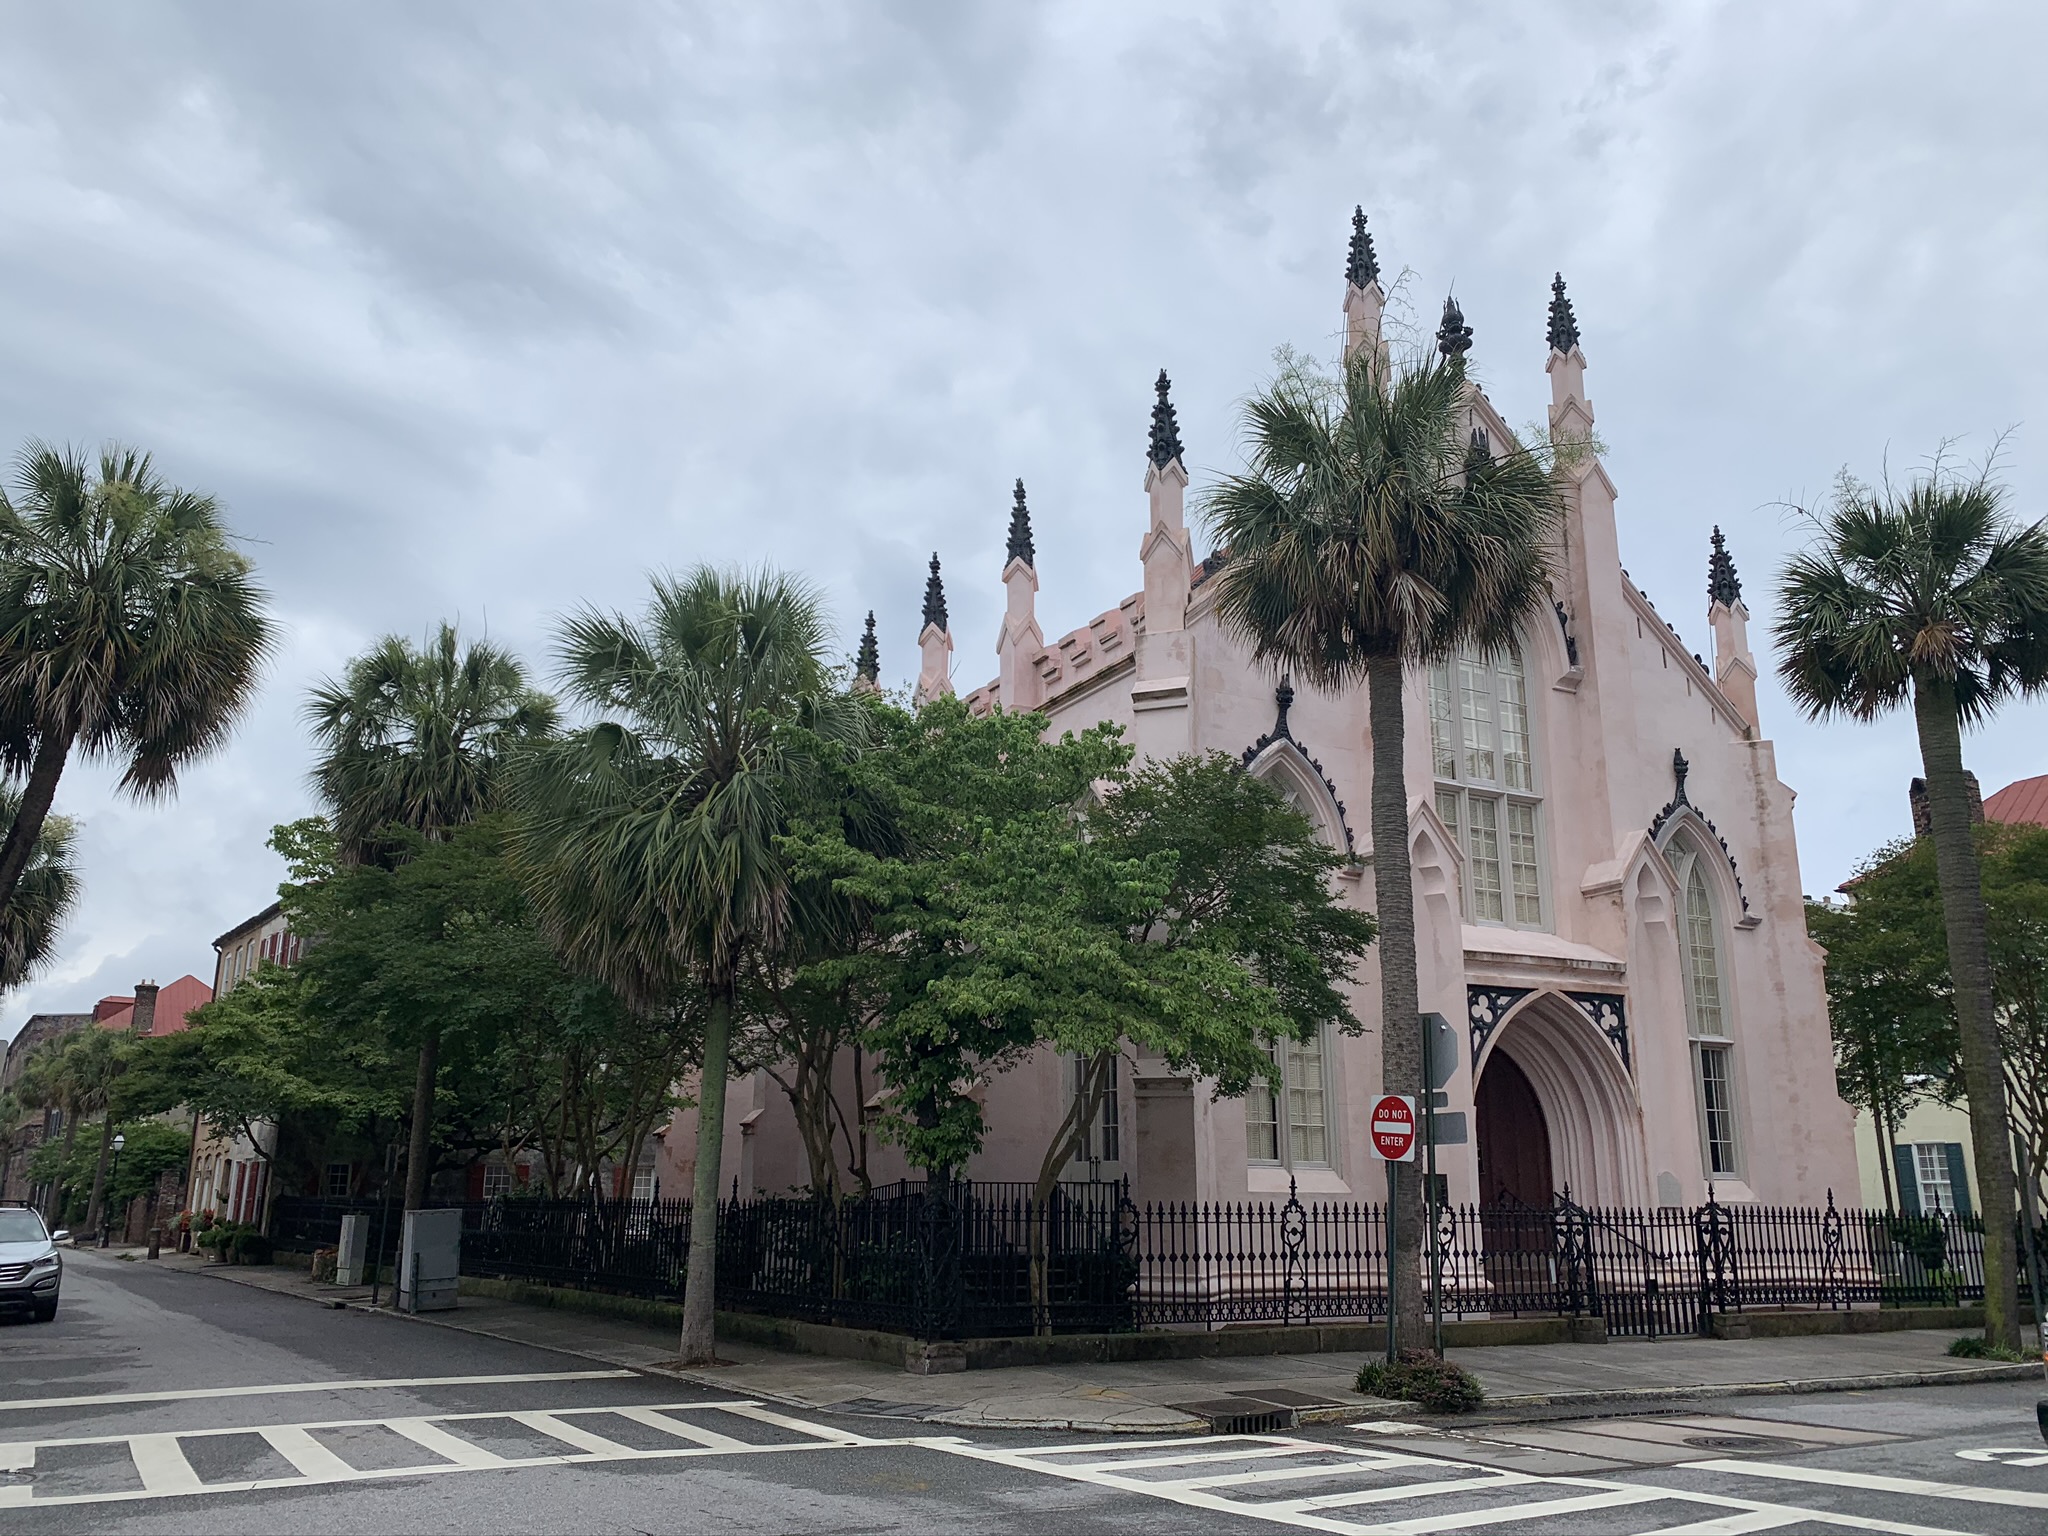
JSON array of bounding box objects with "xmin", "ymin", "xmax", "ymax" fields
[
  {"xmin": 1245, "ymin": 1026, "xmax": 1335, "ymax": 1170},
  {"xmin": 1911, "ymin": 1143, "xmax": 1958, "ymax": 1214},
  {"xmin": 1429, "ymin": 643, "xmax": 1548, "ymax": 931},
  {"xmin": 1672, "ymin": 841, "xmax": 1743, "ymax": 1179},
  {"xmin": 1065, "ymin": 1052, "xmax": 1122, "ymax": 1171},
  {"xmin": 481, "ymin": 1161, "xmax": 513, "ymax": 1200}
]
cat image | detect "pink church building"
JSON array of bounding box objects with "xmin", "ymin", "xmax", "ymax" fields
[{"xmin": 674, "ymin": 213, "xmax": 1859, "ymax": 1217}]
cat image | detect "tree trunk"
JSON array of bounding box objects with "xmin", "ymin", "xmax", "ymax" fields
[
  {"xmin": 49, "ymin": 1098, "xmax": 81, "ymax": 1222},
  {"xmin": 679, "ymin": 989, "xmax": 733, "ymax": 1366},
  {"xmin": 1874, "ymin": 1100, "xmax": 1896, "ymax": 1215},
  {"xmin": 1911, "ymin": 678, "xmax": 2021, "ymax": 1350},
  {"xmin": 1367, "ymin": 652, "xmax": 1428, "ymax": 1350},
  {"xmin": 83, "ymin": 1116, "xmax": 115, "ymax": 1240},
  {"xmin": 0, "ymin": 732, "xmax": 72, "ymax": 918},
  {"xmin": 404, "ymin": 1030, "xmax": 441, "ymax": 1212}
]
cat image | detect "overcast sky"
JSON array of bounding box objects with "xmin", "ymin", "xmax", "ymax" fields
[{"xmin": 2, "ymin": 2, "xmax": 2043, "ymax": 1039}]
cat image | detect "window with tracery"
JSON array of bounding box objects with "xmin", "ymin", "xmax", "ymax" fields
[{"xmin": 1429, "ymin": 643, "xmax": 1544, "ymax": 927}]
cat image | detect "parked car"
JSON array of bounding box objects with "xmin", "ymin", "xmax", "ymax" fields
[{"xmin": 0, "ymin": 1203, "xmax": 66, "ymax": 1322}]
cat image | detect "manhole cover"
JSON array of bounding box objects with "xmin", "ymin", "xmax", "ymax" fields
[{"xmin": 1682, "ymin": 1433, "xmax": 1804, "ymax": 1454}]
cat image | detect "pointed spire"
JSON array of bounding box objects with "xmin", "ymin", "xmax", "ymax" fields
[
  {"xmin": 1437, "ymin": 294, "xmax": 1473, "ymax": 359},
  {"xmin": 921, "ymin": 553, "xmax": 948, "ymax": 631},
  {"xmin": 1147, "ymin": 370, "xmax": 1184, "ymax": 468},
  {"xmin": 1708, "ymin": 526, "xmax": 1743, "ymax": 607},
  {"xmin": 855, "ymin": 610, "xmax": 879, "ymax": 684},
  {"xmin": 1547, "ymin": 272, "xmax": 1580, "ymax": 355},
  {"xmin": 1344, "ymin": 205, "xmax": 1379, "ymax": 289},
  {"xmin": 1465, "ymin": 425, "xmax": 1492, "ymax": 473},
  {"xmin": 1006, "ymin": 478, "xmax": 1035, "ymax": 565}
]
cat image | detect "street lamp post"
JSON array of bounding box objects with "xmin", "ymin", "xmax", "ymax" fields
[{"xmin": 98, "ymin": 1133, "xmax": 126, "ymax": 1249}]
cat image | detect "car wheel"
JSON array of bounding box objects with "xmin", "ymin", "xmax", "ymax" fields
[{"xmin": 31, "ymin": 1299, "xmax": 57, "ymax": 1323}]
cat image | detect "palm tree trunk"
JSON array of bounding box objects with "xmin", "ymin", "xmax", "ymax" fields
[
  {"xmin": 679, "ymin": 989, "xmax": 733, "ymax": 1365},
  {"xmin": 49, "ymin": 1097, "xmax": 81, "ymax": 1221},
  {"xmin": 0, "ymin": 733, "xmax": 72, "ymax": 918},
  {"xmin": 83, "ymin": 1116, "xmax": 115, "ymax": 1240},
  {"xmin": 1911, "ymin": 677, "xmax": 2021, "ymax": 1350},
  {"xmin": 404, "ymin": 1030, "xmax": 441, "ymax": 1211},
  {"xmin": 1367, "ymin": 652, "xmax": 1428, "ymax": 1350}
]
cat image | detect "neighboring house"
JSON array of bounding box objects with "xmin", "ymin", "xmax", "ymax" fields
[
  {"xmin": 1850, "ymin": 770, "xmax": 2048, "ymax": 1215},
  {"xmin": 666, "ymin": 249, "xmax": 1860, "ymax": 1212},
  {"xmin": 0, "ymin": 1012, "xmax": 93, "ymax": 1203},
  {"xmin": 188, "ymin": 905, "xmax": 295, "ymax": 1223}
]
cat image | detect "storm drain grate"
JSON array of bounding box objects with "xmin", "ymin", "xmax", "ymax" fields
[{"xmin": 1168, "ymin": 1398, "xmax": 1300, "ymax": 1435}]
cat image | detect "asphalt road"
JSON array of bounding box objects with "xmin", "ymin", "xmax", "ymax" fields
[{"xmin": 5, "ymin": 1251, "xmax": 2048, "ymax": 1534}]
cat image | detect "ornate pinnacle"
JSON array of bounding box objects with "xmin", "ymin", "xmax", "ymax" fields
[
  {"xmin": 1437, "ymin": 295, "xmax": 1473, "ymax": 359},
  {"xmin": 1466, "ymin": 425, "xmax": 1492, "ymax": 473},
  {"xmin": 1147, "ymin": 369, "xmax": 1184, "ymax": 468},
  {"xmin": 921, "ymin": 554, "xmax": 948, "ymax": 631},
  {"xmin": 1345, "ymin": 205, "xmax": 1379, "ymax": 289},
  {"xmin": 855, "ymin": 610, "xmax": 879, "ymax": 683},
  {"xmin": 1547, "ymin": 272, "xmax": 1581, "ymax": 355},
  {"xmin": 1006, "ymin": 478, "xmax": 1035, "ymax": 565},
  {"xmin": 1708, "ymin": 526, "xmax": 1743, "ymax": 608}
]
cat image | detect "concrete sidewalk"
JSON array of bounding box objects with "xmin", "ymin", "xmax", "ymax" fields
[{"xmin": 129, "ymin": 1247, "xmax": 2046, "ymax": 1434}]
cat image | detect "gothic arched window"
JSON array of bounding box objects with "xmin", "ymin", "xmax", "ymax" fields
[
  {"xmin": 1674, "ymin": 845, "xmax": 1739, "ymax": 1178},
  {"xmin": 1429, "ymin": 642, "xmax": 1545, "ymax": 928}
]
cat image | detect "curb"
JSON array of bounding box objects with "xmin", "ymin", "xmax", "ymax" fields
[{"xmin": 159, "ymin": 1258, "xmax": 2045, "ymax": 1436}]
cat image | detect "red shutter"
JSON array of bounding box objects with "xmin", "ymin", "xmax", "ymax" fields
[{"xmin": 466, "ymin": 1162, "xmax": 486, "ymax": 1200}]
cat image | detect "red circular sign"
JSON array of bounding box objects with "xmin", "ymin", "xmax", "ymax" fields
[{"xmin": 1370, "ymin": 1094, "xmax": 1417, "ymax": 1160}]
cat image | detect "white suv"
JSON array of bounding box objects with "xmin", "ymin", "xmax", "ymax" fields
[{"xmin": 0, "ymin": 1205, "xmax": 65, "ymax": 1322}]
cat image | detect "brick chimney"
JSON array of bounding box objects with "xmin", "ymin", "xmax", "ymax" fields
[
  {"xmin": 1909, "ymin": 775, "xmax": 1984, "ymax": 838},
  {"xmin": 129, "ymin": 981, "xmax": 159, "ymax": 1036}
]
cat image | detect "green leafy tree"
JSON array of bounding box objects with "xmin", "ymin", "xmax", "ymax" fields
[
  {"xmin": 1806, "ymin": 862, "xmax": 1958, "ymax": 1210},
  {"xmin": 29, "ymin": 1119, "xmax": 190, "ymax": 1229},
  {"xmin": 305, "ymin": 622, "xmax": 556, "ymax": 1208},
  {"xmin": 1775, "ymin": 458, "xmax": 2048, "ymax": 1349},
  {"xmin": 0, "ymin": 443, "xmax": 272, "ymax": 917},
  {"xmin": 511, "ymin": 567, "xmax": 860, "ymax": 1364},
  {"xmin": 1202, "ymin": 335, "xmax": 1564, "ymax": 1346}
]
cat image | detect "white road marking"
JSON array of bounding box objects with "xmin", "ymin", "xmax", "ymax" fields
[
  {"xmin": 260, "ymin": 1424, "xmax": 360, "ymax": 1481},
  {"xmin": 1956, "ymin": 1445, "xmax": 2048, "ymax": 1467},
  {"xmin": 608, "ymin": 1403, "xmax": 750, "ymax": 1450},
  {"xmin": 507, "ymin": 1411, "xmax": 635, "ymax": 1457},
  {"xmin": 942, "ymin": 1433, "xmax": 1979, "ymax": 1536},
  {"xmin": 126, "ymin": 1434, "xmax": 203, "ymax": 1494},
  {"xmin": 0, "ymin": 1370, "xmax": 636, "ymax": 1414},
  {"xmin": 387, "ymin": 1416, "xmax": 513, "ymax": 1469},
  {"xmin": 1689, "ymin": 1456, "xmax": 2048, "ymax": 1510},
  {"xmin": 0, "ymin": 1398, "xmax": 882, "ymax": 1510}
]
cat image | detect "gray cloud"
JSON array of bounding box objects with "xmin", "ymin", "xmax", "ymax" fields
[{"xmin": 2, "ymin": 0, "xmax": 2042, "ymax": 1035}]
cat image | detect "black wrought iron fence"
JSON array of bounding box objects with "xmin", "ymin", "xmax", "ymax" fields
[{"xmin": 267, "ymin": 1186, "xmax": 2026, "ymax": 1342}]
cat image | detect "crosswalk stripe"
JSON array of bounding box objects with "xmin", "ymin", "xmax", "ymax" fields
[
  {"xmin": 1177, "ymin": 1454, "xmax": 1455, "ymax": 1491},
  {"xmin": 0, "ymin": 1371, "xmax": 636, "ymax": 1415},
  {"xmin": 714, "ymin": 1402, "xmax": 870, "ymax": 1446},
  {"xmin": 607, "ymin": 1405, "xmax": 750, "ymax": 1451},
  {"xmin": 1340, "ymin": 1483, "xmax": 1674, "ymax": 1533},
  {"xmin": 385, "ymin": 1417, "xmax": 513, "ymax": 1469},
  {"xmin": 1072, "ymin": 1443, "xmax": 1309, "ymax": 1474},
  {"xmin": 127, "ymin": 1434, "xmax": 204, "ymax": 1494},
  {"xmin": 1688, "ymin": 1457, "xmax": 2048, "ymax": 1511},
  {"xmin": 1276, "ymin": 1470, "xmax": 1539, "ymax": 1514},
  {"xmin": 259, "ymin": 1425, "xmax": 359, "ymax": 1481},
  {"xmin": 507, "ymin": 1411, "xmax": 636, "ymax": 1457}
]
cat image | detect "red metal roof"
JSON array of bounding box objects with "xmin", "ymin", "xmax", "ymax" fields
[
  {"xmin": 93, "ymin": 975, "xmax": 215, "ymax": 1037},
  {"xmin": 1985, "ymin": 773, "xmax": 2048, "ymax": 828}
]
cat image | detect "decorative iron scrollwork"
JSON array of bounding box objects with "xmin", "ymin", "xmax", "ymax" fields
[
  {"xmin": 1280, "ymin": 1175, "xmax": 1309, "ymax": 1327},
  {"xmin": 1468, "ymin": 986, "xmax": 1533, "ymax": 1065},
  {"xmin": 1565, "ymin": 991, "xmax": 1630, "ymax": 1072}
]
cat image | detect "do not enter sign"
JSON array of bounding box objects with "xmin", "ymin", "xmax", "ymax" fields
[{"xmin": 1370, "ymin": 1094, "xmax": 1418, "ymax": 1162}]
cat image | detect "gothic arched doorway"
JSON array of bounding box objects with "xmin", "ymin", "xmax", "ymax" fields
[{"xmin": 1475, "ymin": 1046, "xmax": 1553, "ymax": 1207}]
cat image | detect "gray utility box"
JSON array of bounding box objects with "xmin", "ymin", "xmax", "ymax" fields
[
  {"xmin": 398, "ymin": 1208, "xmax": 462, "ymax": 1313},
  {"xmin": 335, "ymin": 1212, "xmax": 369, "ymax": 1286}
]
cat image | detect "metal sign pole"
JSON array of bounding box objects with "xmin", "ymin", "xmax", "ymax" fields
[
  {"xmin": 2013, "ymin": 1133, "xmax": 2048, "ymax": 1369},
  {"xmin": 1385, "ymin": 1157, "xmax": 1399, "ymax": 1364},
  {"xmin": 1423, "ymin": 1014, "xmax": 1444, "ymax": 1357}
]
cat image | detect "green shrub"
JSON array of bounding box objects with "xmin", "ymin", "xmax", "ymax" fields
[
  {"xmin": 1356, "ymin": 1348, "xmax": 1485, "ymax": 1413},
  {"xmin": 1947, "ymin": 1336, "xmax": 2031, "ymax": 1363}
]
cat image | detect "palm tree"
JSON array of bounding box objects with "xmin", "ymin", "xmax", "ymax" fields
[
  {"xmin": 1776, "ymin": 460, "xmax": 2048, "ymax": 1351},
  {"xmin": 0, "ymin": 786, "xmax": 79, "ymax": 995},
  {"xmin": 1205, "ymin": 334, "xmax": 1563, "ymax": 1349},
  {"xmin": 510, "ymin": 566, "xmax": 859, "ymax": 1365},
  {"xmin": 15, "ymin": 1029, "xmax": 89, "ymax": 1219},
  {"xmin": 0, "ymin": 443, "xmax": 273, "ymax": 916},
  {"xmin": 306, "ymin": 622, "xmax": 556, "ymax": 1209}
]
